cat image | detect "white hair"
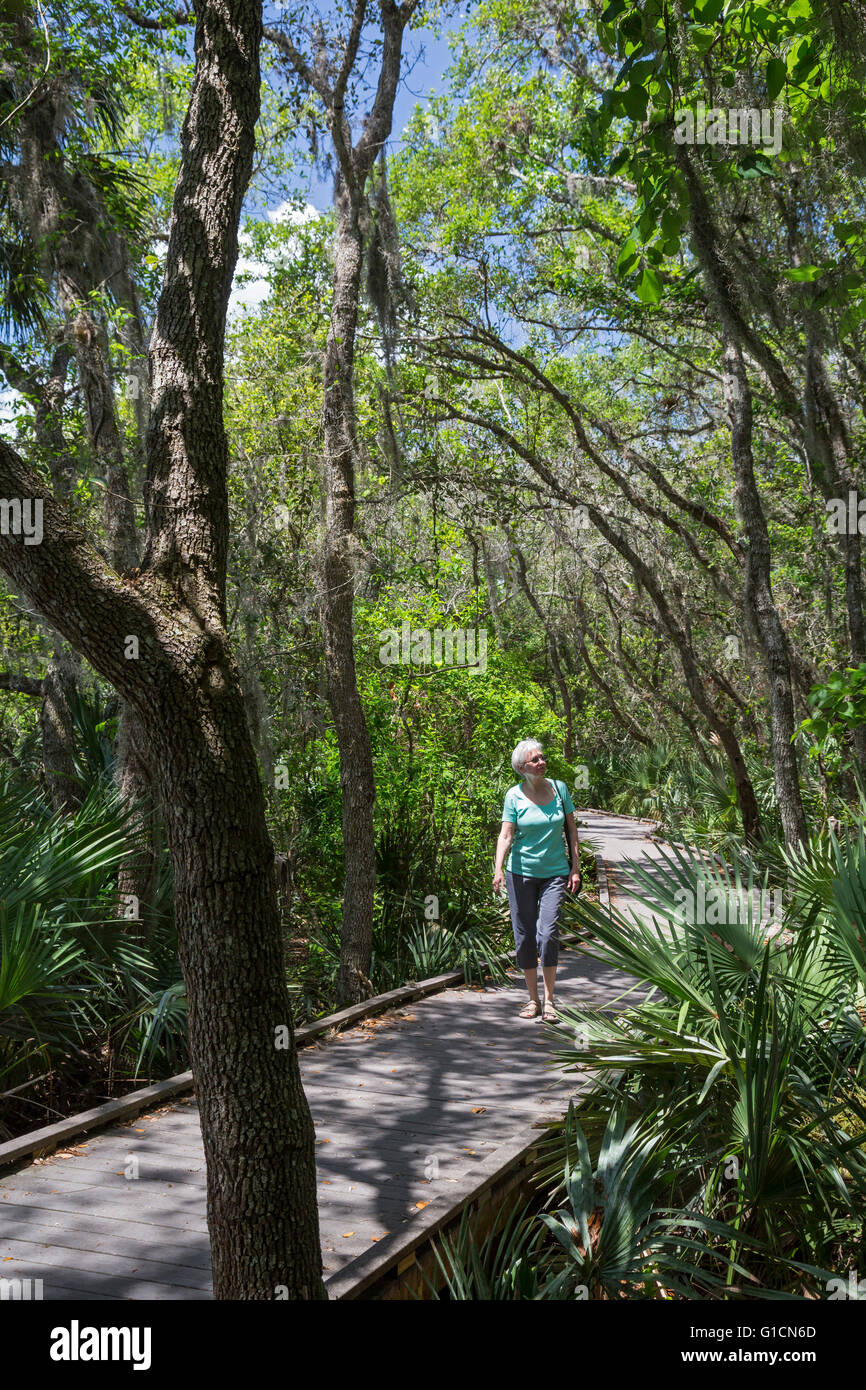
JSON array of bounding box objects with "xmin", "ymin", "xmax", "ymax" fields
[{"xmin": 511, "ymin": 739, "xmax": 544, "ymax": 776}]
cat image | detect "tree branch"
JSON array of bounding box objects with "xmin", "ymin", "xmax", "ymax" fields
[
  {"xmin": 0, "ymin": 672, "xmax": 44, "ymax": 696},
  {"xmin": 119, "ymin": 4, "xmax": 194, "ymax": 30}
]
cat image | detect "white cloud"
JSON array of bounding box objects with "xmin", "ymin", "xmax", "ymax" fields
[
  {"xmin": 266, "ymin": 200, "xmax": 320, "ymax": 227},
  {"xmin": 229, "ymin": 253, "xmax": 272, "ymax": 318},
  {"xmin": 228, "ymin": 201, "xmax": 321, "ymax": 322},
  {"xmin": 0, "ymin": 386, "xmax": 23, "ymax": 442}
]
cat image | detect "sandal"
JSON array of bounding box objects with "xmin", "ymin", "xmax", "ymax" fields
[
  {"xmin": 519, "ymin": 1000, "xmax": 541, "ymax": 1019},
  {"xmin": 542, "ymin": 1001, "xmax": 558, "ymax": 1022}
]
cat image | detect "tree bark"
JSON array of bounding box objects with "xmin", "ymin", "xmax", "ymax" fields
[
  {"xmin": 722, "ymin": 339, "xmax": 808, "ymax": 849},
  {"xmin": 321, "ymin": 170, "xmax": 378, "ymax": 1005},
  {"xmin": 115, "ymin": 703, "xmax": 160, "ymax": 934},
  {"xmin": 40, "ymin": 645, "xmax": 81, "ymax": 812}
]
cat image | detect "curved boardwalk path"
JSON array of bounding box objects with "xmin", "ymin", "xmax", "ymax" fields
[{"xmin": 0, "ymin": 812, "xmax": 663, "ymax": 1301}]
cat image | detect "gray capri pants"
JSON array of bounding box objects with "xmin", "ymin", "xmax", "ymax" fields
[{"xmin": 506, "ymin": 871, "xmax": 567, "ymax": 968}]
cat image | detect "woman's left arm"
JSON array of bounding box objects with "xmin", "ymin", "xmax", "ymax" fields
[{"xmin": 565, "ymin": 810, "xmax": 582, "ymax": 892}]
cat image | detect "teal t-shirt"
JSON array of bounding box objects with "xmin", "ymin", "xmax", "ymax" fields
[{"xmin": 502, "ymin": 780, "xmax": 575, "ymax": 878}]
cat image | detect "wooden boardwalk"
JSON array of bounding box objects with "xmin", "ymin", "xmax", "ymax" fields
[{"xmin": 0, "ymin": 811, "xmax": 662, "ymax": 1300}]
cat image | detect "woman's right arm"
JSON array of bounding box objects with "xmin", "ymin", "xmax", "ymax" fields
[{"xmin": 493, "ymin": 822, "xmax": 515, "ymax": 895}]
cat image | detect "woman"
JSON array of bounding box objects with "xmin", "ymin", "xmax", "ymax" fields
[{"xmin": 492, "ymin": 739, "xmax": 581, "ymax": 1021}]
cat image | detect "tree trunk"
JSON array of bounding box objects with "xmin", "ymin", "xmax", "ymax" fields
[
  {"xmin": 723, "ymin": 339, "xmax": 808, "ymax": 849},
  {"xmin": 40, "ymin": 644, "xmax": 81, "ymax": 812},
  {"xmin": 115, "ymin": 703, "xmax": 160, "ymax": 935},
  {"xmin": 320, "ymin": 173, "xmax": 378, "ymax": 1006},
  {"xmin": 142, "ymin": 661, "xmax": 324, "ymax": 1299}
]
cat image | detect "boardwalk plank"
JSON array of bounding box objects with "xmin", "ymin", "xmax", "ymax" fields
[
  {"xmin": 0, "ymin": 1199, "xmax": 210, "ymax": 1246},
  {"xmin": 0, "ymin": 1216, "xmax": 211, "ymax": 1268},
  {"xmin": 0, "ymin": 1235, "xmax": 213, "ymax": 1290}
]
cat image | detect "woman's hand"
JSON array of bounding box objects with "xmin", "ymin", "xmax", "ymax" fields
[
  {"xmin": 568, "ymin": 869, "xmax": 582, "ymax": 895},
  {"xmin": 492, "ymin": 868, "xmax": 505, "ymax": 896}
]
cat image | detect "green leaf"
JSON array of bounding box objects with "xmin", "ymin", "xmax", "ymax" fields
[
  {"xmin": 691, "ymin": 25, "xmax": 717, "ymax": 55},
  {"xmin": 788, "ymin": 36, "xmax": 818, "ymax": 79},
  {"xmin": 735, "ymin": 150, "xmax": 775, "ymax": 179},
  {"xmin": 616, "ymin": 236, "xmax": 640, "ymax": 274},
  {"xmin": 620, "ymin": 11, "xmax": 644, "ymax": 43},
  {"xmin": 622, "ymin": 84, "xmax": 649, "ymax": 120},
  {"xmin": 636, "ymin": 266, "xmax": 662, "ymax": 303},
  {"xmin": 782, "ymin": 265, "xmax": 823, "ymax": 282},
  {"xmin": 628, "ymin": 58, "xmax": 658, "ymax": 83},
  {"xmin": 766, "ymin": 57, "xmax": 786, "ymax": 102},
  {"xmin": 840, "ymin": 303, "xmax": 866, "ymax": 335},
  {"xmin": 600, "ymin": 0, "xmax": 628, "ymax": 20}
]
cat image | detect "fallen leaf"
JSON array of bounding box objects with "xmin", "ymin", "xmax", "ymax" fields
[
  {"xmin": 415, "ymin": 1200, "xmax": 428, "ymax": 1209},
  {"xmin": 471, "ymin": 1107, "xmax": 486, "ymax": 1114},
  {"xmin": 3, "ymin": 1257, "xmax": 12, "ymax": 1261},
  {"xmin": 341, "ymin": 1232, "xmax": 355, "ymax": 1238}
]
